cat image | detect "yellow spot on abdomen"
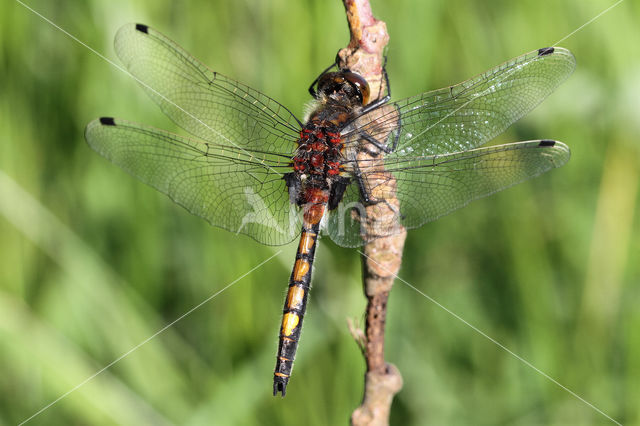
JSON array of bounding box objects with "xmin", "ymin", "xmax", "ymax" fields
[
  {"xmin": 281, "ymin": 312, "xmax": 299, "ymax": 337},
  {"xmin": 286, "ymin": 285, "xmax": 306, "ymax": 310},
  {"xmin": 298, "ymin": 232, "xmax": 316, "ymax": 255},
  {"xmin": 292, "ymin": 259, "xmax": 310, "ymax": 282}
]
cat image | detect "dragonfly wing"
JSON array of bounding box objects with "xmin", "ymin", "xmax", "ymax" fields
[
  {"xmin": 86, "ymin": 118, "xmax": 300, "ymax": 246},
  {"xmin": 114, "ymin": 23, "xmax": 301, "ymax": 154},
  {"xmin": 329, "ymin": 140, "xmax": 569, "ymax": 245},
  {"xmin": 344, "ymin": 47, "xmax": 575, "ymax": 156},
  {"xmin": 375, "ymin": 140, "xmax": 570, "ymax": 230}
]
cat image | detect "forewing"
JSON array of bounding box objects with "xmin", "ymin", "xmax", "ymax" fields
[
  {"xmin": 329, "ymin": 140, "xmax": 569, "ymax": 246},
  {"xmin": 85, "ymin": 118, "xmax": 300, "ymax": 246},
  {"xmin": 344, "ymin": 47, "xmax": 575, "ymax": 156},
  {"xmin": 114, "ymin": 23, "xmax": 301, "ymax": 154}
]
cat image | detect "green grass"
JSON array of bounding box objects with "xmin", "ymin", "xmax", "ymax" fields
[{"xmin": 1, "ymin": 0, "xmax": 639, "ymax": 424}]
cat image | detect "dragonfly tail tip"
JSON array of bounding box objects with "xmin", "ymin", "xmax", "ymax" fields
[{"xmin": 273, "ymin": 379, "xmax": 288, "ymax": 397}]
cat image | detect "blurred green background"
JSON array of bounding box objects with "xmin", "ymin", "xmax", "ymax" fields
[{"xmin": 1, "ymin": 0, "xmax": 639, "ymax": 424}]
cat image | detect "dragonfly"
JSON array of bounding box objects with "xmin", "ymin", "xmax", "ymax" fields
[{"xmin": 85, "ymin": 23, "xmax": 575, "ymax": 397}]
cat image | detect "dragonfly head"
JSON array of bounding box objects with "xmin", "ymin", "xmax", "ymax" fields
[{"xmin": 316, "ymin": 71, "xmax": 370, "ymax": 107}]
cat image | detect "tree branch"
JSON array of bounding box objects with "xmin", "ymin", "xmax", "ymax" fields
[{"xmin": 336, "ymin": 1, "xmax": 406, "ymax": 424}]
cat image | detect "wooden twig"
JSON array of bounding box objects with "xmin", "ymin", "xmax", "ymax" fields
[{"xmin": 336, "ymin": 1, "xmax": 406, "ymax": 424}]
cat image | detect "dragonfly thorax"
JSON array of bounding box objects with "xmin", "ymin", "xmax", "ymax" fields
[
  {"xmin": 286, "ymin": 72, "xmax": 370, "ymax": 210},
  {"xmin": 286, "ymin": 120, "xmax": 349, "ymax": 209}
]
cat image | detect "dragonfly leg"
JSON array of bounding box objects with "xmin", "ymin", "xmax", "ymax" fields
[
  {"xmin": 387, "ymin": 102, "xmax": 402, "ymax": 152},
  {"xmin": 382, "ymin": 56, "xmax": 390, "ymax": 98},
  {"xmin": 360, "ymin": 94, "xmax": 390, "ymax": 115},
  {"xmin": 358, "ymin": 106, "xmax": 402, "ymax": 154},
  {"xmin": 352, "ymin": 164, "xmax": 403, "ymax": 226},
  {"xmin": 328, "ymin": 176, "xmax": 351, "ymax": 210},
  {"xmin": 359, "ymin": 130, "xmax": 393, "ymax": 155},
  {"xmin": 353, "ymin": 162, "xmax": 390, "ymax": 207},
  {"xmin": 308, "ymin": 53, "xmax": 340, "ymax": 98},
  {"xmin": 359, "ymin": 58, "xmax": 391, "ymax": 114}
]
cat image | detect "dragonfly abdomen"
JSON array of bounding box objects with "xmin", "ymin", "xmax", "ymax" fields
[{"xmin": 273, "ymin": 189, "xmax": 328, "ymax": 396}]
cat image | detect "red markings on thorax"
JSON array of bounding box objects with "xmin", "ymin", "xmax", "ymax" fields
[
  {"xmin": 326, "ymin": 131, "xmax": 341, "ymax": 145},
  {"xmin": 293, "ymin": 124, "xmax": 343, "ymax": 177},
  {"xmin": 310, "ymin": 153, "xmax": 324, "ymax": 169},
  {"xmin": 327, "ymin": 161, "xmax": 340, "ymax": 176}
]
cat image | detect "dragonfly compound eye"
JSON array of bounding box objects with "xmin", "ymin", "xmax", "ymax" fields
[
  {"xmin": 342, "ymin": 71, "xmax": 370, "ymax": 106},
  {"xmin": 317, "ymin": 71, "xmax": 370, "ymax": 106}
]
